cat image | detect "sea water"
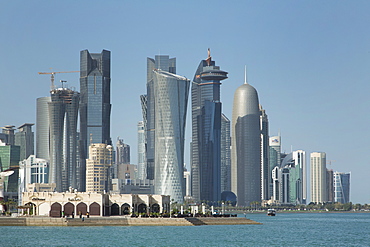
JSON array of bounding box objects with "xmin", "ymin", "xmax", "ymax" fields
[{"xmin": 1, "ymin": 213, "xmax": 369, "ymax": 246}]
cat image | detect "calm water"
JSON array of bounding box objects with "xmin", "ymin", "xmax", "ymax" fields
[{"xmin": 1, "ymin": 213, "xmax": 369, "ymax": 246}]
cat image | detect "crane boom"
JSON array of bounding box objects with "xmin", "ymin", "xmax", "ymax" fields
[{"xmin": 38, "ymin": 70, "xmax": 80, "ymax": 90}]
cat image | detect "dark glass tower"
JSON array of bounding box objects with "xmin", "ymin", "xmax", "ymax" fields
[
  {"xmin": 191, "ymin": 49, "xmax": 228, "ymax": 203},
  {"xmin": 80, "ymin": 49, "xmax": 111, "ymax": 191}
]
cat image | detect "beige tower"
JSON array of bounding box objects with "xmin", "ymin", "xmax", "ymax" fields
[
  {"xmin": 310, "ymin": 152, "xmax": 327, "ymax": 203},
  {"xmin": 86, "ymin": 143, "xmax": 113, "ymax": 193}
]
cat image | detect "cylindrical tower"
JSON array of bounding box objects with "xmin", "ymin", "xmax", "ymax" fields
[{"xmin": 231, "ymin": 81, "xmax": 261, "ymax": 206}]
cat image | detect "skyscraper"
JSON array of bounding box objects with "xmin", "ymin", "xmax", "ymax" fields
[
  {"xmin": 86, "ymin": 143, "xmax": 112, "ymax": 193},
  {"xmin": 48, "ymin": 87, "xmax": 80, "ymax": 192},
  {"xmin": 260, "ymin": 105, "xmax": 269, "ymax": 200},
  {"xmin": 221, "ymin": 113, "xmax": 231, "ymax": 193},
  {"xmin": 280, "ymin": 150, "xmax": 306, "ymax": 204},
  {"xmin": 143, "ymin": 55, "xmax": 176, "ymax": 180},
  {"xmin": 310, "ymin": 152, "xmax": 327, "ymax": 203},
  {"xmin": 191, "ymin": 49, "xmax": 228, "ymax": 203},
  {"xmin": 15, "ymin": 123, "xmax": 34, "ymax": 161},
  {"xmin": 152, "ymin": 69, "xmax": 190, "ymax": 204},
  {"xmin": 333, "ymin": 171, "xmax": 350, "ymax": 203},
  {"xmin": 231, "ymin": 73, "xmax": 261, "ymax": 207},
  {"xmin": 80, "ymin": 49, "xmax": 111, "ymax": 191},
  {"xmin": 116, "ymin": 138, "xmax": 130, "ymax": 165},
  {"xmin": 36, "ymin": 97, "xmax": 51, "ymax": 160},
  {"xmin": 269, "ymin": 135, "xmax": 281, "ymax": 197},
  {"xmin": 137, "ymin": 121, "xmax": 146, "ymax": 180},
  {"xmin": 0, "ymin": 140, "xmax": 20, "ymax": 193}
]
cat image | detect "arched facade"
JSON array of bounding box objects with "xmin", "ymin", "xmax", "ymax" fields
[{"xmin": 21, "ymin": 192, "xmax": 170, "ymax": 217}]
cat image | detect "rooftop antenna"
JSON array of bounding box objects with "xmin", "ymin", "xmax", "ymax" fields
[
  {"xmin": 206, "ymin": 48, "xmax": 212, "ymax": 66},
  {"xmin": 244, "ymin": 65, "xmax": 248, "ymax": 84}
]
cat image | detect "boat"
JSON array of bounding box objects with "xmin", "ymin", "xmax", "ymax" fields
[{"xmin": 267, "ymin": 209, "xmax": 276, "ymax": 216}]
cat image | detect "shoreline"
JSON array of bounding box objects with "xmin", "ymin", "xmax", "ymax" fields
[{"xmin": 0, "ymin": 216, "xmax": 261, "ymax": 226}]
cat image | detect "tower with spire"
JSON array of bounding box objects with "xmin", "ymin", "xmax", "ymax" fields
[{"xmin": 231, "ymin": 68, "xmax": 261, "ymax": 206}]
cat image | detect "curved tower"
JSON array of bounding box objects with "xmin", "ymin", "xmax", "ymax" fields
[
  {"xmin": 153, "ymin": 69, "xmax": 190, "ymax": 204},
  {"xmin": 231, "ymin": 74, "xmax": 261, "ymax": 206}
]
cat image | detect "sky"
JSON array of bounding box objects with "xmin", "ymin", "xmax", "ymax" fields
[{"xmin": 1, "ymin": 0, "xmax": 369, "ymax": 204}]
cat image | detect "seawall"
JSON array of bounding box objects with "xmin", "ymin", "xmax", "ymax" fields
[{"xmin": 0, "ymin": 216, "xmax": 261, "ymax": 226}]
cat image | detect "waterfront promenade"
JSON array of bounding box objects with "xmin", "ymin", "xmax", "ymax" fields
[{"xmin": 0, "ymin": 216, "xmax": 261, "ymax": 226}]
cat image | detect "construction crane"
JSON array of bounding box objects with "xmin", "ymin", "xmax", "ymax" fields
[{"xmin": 38, "ymin": 70, "xmax": 79, "ymax": 90}]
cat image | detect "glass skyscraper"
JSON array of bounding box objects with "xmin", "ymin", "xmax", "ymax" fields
[
  {"xmin": 48, "ymin": 87, "xmax": 80, "ymax": 192},
  {"xmin": 191, "ymin": 49, "xmax": 228, "ymax": 203},
  {"xmin": 80, "ymin": 49, "xmax": 111, "ymax": 191},
  {"xmin": 260, "ymin": 106, "xmax": 269, "ymax": 200},
  {"xmin": 143, "ymin": 55, "xmax": 176, "ymax": 180},
  {"xmin": 334, "ymin": 171, "xmax": 350, "ymax": 203},
  {"xmin": 36, "ymin": 97, "xmax": 51, "ymax": 160},
  {"xmin": 220, "ymin": 113, "xmax": 231, "ymax": 193},
  {"xmin": 152, "ymin": 69, "xmax": 190, "ymax": 204},
  {"xmin": 137, "ymin": 121, "xmax": 146, "ymax": 180},
  {"xmin": 15, "ymin": 123, "xmax": 34, "ymax": 161},
  {"xmin": 231, "ymin": 76, "xmax": 261, "ymax": 207}
]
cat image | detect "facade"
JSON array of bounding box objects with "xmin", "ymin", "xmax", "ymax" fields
[
  {"xmin": 220, "ymin": 113, "xmax": 231, "ymax": 193},
  {"xmin": 0, "ymin": 141, "xmax": 20, "ymax": 193},
  {"xmin": 152, "ymin": 69, "xmax": 190, "ymax": 204},
  {"xmin": 117, "ymin": 163, "xmax": 136, "ymax": 180},
  {"xmin": 1, "ymin": 125, "xmax": 15, "ymax": 145},
  {"xmin": 191, "ymin": 49, "xmax": 228, "ymax": 203},
  {"xmin": 15, "ymin": 123, "xmax": 34, "ymax": 161},
  {"xmin": 143, "ymin": 55, "xmax": 176, "ymax": 180},
  {"xmin": 280, "ymin": 150, "xmax": 306, "ymax": 204},
  {"xmin": 231, "ymin": 76, "xmax": 261, "ymax": 206},
  {"xmin": 269, "ymin": 135, "xmax": 281, "ymax": 197},
  {"xmin": 80, "ymin": 49, "xmax": 112, "ymax": 192},
  {"xmin": 36, "ymin": 97, "xmax": 51, "ymax": 160},
  {"xmin": 310, "ymin": 152, "xmax": 327, "ymax": 203},
  {"xmin": 327, "ymin": 169, "xmax": 334, "ymax": 202},
  {"xmin": 18, "ymin": 155, "xmax": 49, "ymax": 205},
  {"xmin": 137, "ymin": 121, "xmax": 146, "ymax": 180},
  {"xmin": 86, "ymin": 143, "xmax": 113, "ymax": 193},
  {"xmin": 116, "ymin": 139, "xmax": 130, "ymax": 165},
  {"xmin": 260, "ymin": 105, "xmax": 269, "ymax": 200},
  {"xmin": 21, "ymin": 191, "xmax": 170, "ymax": 217},
  {"xmin": 333, "ymin": 171, "xmax": 350, "ymax": 203},
  {"xmin": 48, "ymin": 87, "xmax": 80, "ymax": 192}
]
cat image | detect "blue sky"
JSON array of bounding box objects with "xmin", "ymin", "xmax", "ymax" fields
[{"xmin": 1, "ymin": 0, "xmax": 369, "ymax": 204}]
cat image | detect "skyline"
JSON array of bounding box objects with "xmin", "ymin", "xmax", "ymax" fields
[{"xmin": 1, "ymin": 1, "xmax": 369, "ymax": 204}]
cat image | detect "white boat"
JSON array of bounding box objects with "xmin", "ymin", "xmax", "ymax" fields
[{"xmin": 267, "ymin": 209, "xmax": 276, "ymax": 216}]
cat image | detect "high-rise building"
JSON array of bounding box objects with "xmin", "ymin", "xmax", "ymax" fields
[
  {"xmin": 191, "ymin": 49, "xmax": 228, "ymax": 204},
  {"xmin": 221, "ymin": 113, "xmax": 231, "ymax": 193},
  {"xmin": 333, "ymin": 171, "xmax": 350, "ymax": 203},
  {"xmin": 0, "ymin": 140, "xmax": 20, "ymax": 193},
  {"xmin": 80, "ymin": 49, "xmax": 112, "ymax": 191},
  {"xmin": 137, "ymin": 121, "xmax": 146, "ymax": 180},
  {"xmin": 269, "ymin": 135, "xmax": 281, "ymax": 197},
  {"xmin": 36, "ymin": 97, "xmax": 51, "ymax": 160},
  {"xmin": 152, "ymin": 69, "xmax": 190, "ymax": 204},
  {"xmin": 310, "ymin": 152, "xmax": 327, "ymax": 203},
  {"xmin": 1, "ymin": 125, "xmax": 15, "ymax": 145},
  {"xmin": 143, "ymin": 55, "xmax": 176, "ymax": 180},
  {"xmin": 86, "ymin": 143, "xmax": 113, "ymax": 193},
  {"xmin": 231, "ymin": 74, "xmax": 261, "ymax": 206},
  {"xmin": 18, "ymin": 155, "xmax": 49, "ymax": 189},
  {"xmin": 15, "ymin": 123, "xmax": 34, "ymax": 161},
  {"xmin": 327, "ymin": 169, "xmax": 334, "ymax": 202},
  {"xmin": 260, "ymin": 105, "xmax": 269, "ymax": 200},
  {"xmin": 48, "ymin": 87, "xmax": 80, "ymax": 192},
  {"xmin": 280, "ymin": 150, "xmax": 306, "ymax": 204},
  {"xmin": 116, "ymin": 139, "xmax": 130, "ymax": 165}
]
